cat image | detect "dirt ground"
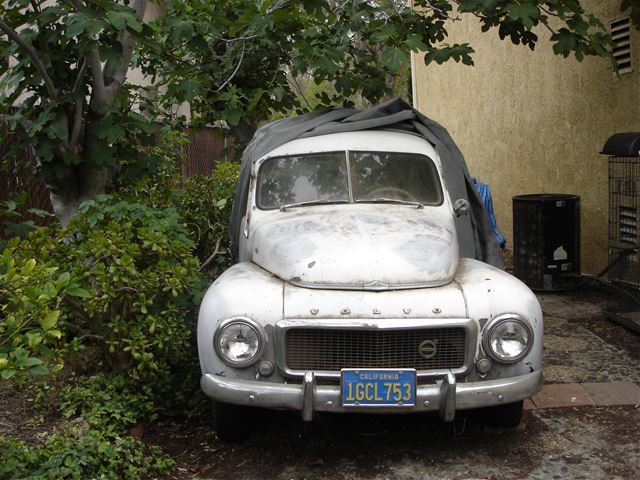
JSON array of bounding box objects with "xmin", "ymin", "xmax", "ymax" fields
[{"xmin": 149, "ymin": 404, "xmax": 639, "ymax": 480}]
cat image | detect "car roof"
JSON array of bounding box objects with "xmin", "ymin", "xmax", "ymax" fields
[{"xmin": 259, "ymin": 130, "xmax": 440, "ymax": 165}]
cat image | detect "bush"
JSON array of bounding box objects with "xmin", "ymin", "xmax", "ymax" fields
[
  {"xmin": 0, "ymin": 373, "xmax": 173, "ymax": 479},
  {"xmin": 0, "ymin": 426, "xmax": 173, "ymax": 480},
  {"xmin": 1, "ymin": 151, "xmax": 240, "ymax": 478},
  {"xmin": 8, "ymin": 196, "xmax": 202, "ymax": 375},
  {"xmin": 59, "ymin": 374, "xmax": 156, "ymax": 433},
  {"xmin": 0, "ymin": 248, "xmax": 73, "ymax": 382},
  {"xmin": 176, "ymin": 161, "xmax": 239, "ymax": 276}
]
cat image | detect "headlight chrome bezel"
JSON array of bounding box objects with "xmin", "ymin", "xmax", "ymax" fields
[
  {"xmin": 482, "ymin": 314, "xmax": 534, "ymax": 364},
  {"xmin": 214, "ymin": 316, "xmax": 265, "ymax": 368}
]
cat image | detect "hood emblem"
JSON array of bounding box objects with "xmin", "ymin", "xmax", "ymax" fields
[
  {"xmin": 310, "ymin": 308, "xmax": 319, "ymax": 315},
  {"xmin": 341, "ymin": 308, "xmax": 351, "ymax": 315},
  {"xmin": 363, "ymin": 280, "xmax": 390, "ymax": 291},
  {"xmin": 373, "ymin": 308, "xmax": 381, "ymax": 315},
  {"xmin": 403, "ymin": 308, "xmax": 411, "ymax": 314},
  {"xmin": 418, "ymin": 340, "xmax": 438, "ymax": 360}
]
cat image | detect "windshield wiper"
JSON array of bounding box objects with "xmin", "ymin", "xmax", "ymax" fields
[
  {"xmin": 356, "ymin": 198, "xmax": 424, "ymax": 209},
  {"xmin": 279, "ymin": 199, "xmax": 349, "ymax": 211}
]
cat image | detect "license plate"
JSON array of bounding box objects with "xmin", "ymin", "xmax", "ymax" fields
[{"xmin": 341, "ymin": 369, "xmax": 416, "ymax": 407}]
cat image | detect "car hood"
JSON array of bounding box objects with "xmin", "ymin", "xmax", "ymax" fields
[{"xmin": 250, "ymin": 207, "xmax": 458, "ymax": 290}]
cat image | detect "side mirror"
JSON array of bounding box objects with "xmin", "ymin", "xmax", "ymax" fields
[{"xmin": 453, "ymin": 198, "xmax": 470, "ymax": 217}]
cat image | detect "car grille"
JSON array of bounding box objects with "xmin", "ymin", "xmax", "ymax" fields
[{"xmin": 284, "ymin": 327, "xmax": 466, "ymax": 371}]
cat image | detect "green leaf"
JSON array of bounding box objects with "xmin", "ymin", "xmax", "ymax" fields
[
  {"xmin": 106, "ymin": 10, "xmax": 128, "ymax": 30},
  {"xmin": 1, "ymin": 369, "xmax": 16, "ymax": 380},
  {"xmin": 41, "ymin": 310, "xmax": 60, "ymax": 331},
  {"xmin": 22, "ymin": 258, "xmax": 36, "ymax": 275},
  {"xmin": 47, "ymin": 329, "xmax": 63, "ymax": 339},
  {"xmin": 66, "ymin": 286, "xmax": 92, "ymax": 298},
  {"xmin": 65, "ymin": 14, "xmax": 90, "ymax": 37},
  {"xmin": 381, "ymin": 47, "xmax": 407, "ymax": 72},
  {"xmin": 507, "ymin": 2, "xmax": 540, "ymax": 29},
  {"xmin": 29, "ymin": 365, "xmax": 50, "ymax": 376},
  {"xmin": 179, "ymin": 79, "xmax": 201, "ymax": 102},
  {"xmin": 56, "ymin": 271, "xmax": 71, "ymax": 290},
  {"xmin": 15, "ymin": 356, "xmax": 43, "ymax": 367},
  {"xmin": 27, "ymin": 332, "xmax": 43, "ymax": 349},
  {"xmin": 406, "ymin": 34, "xmax": 428, "ymax": 51}
]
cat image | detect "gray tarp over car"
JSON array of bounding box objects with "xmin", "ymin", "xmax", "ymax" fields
[{"xmin": 230, "ymin": 97, "xmax": 504, "ymax": 268}]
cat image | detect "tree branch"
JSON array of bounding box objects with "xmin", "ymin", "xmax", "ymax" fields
[
  {"xmin": 199, "ymin": 238, "xmax": 223, "ymax": 271},
  {"xmin": 424, "ymin": 0, "xmax": 460, "ymax": 21},
  {"xmin": 88, "ymin": 45, "xmax": 106, "ymax": 112},
  {"xmin": 216, "ymin": 41, "xmax": 245, "ymax": 93},
  {"xmin": 72, "ymin": 57, "xmax": 88, "ymax": 95},
  {"xmin": 104, "ymin": 0, "xmax": 148, "ymax": 102},
  {"xmin": 71, "ymin": 57, "xmax": 87, "ymax": 144},
  {"xmin": 0, "ymin": 18, "xmax": 58, "ymax": 99},
  {"xmin": 70, "ymin": 95, "xmax": 84, "ymax": 146}
]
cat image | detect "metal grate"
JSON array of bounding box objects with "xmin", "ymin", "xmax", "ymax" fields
[
  {"xmin": 607, "ymin": 156, "xmax": 640, "ymax": 331},
  {"xmin": 285, "ymin": 327, "xmax": 466, "ymax": 371},
  {"xmin": 611, "ymin": 17, "xmax": 632, "ymax": 74}
]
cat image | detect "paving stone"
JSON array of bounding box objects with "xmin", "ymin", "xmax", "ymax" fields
[
  {"xmin": 531, "ymin": 384, "xmax": 594, "ymax": 409},
  {"xmin": 581, "ymin": 381, "xmax": 640, "ymax": 406}
]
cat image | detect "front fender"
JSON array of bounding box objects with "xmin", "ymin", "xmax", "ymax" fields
[
  {"xmin": 455, "ymin": 258, "xmax": 543, "ymax": 379},
  {"xmin": 197, "ymin": 262, "xmax": 283, "ymax": 379}
]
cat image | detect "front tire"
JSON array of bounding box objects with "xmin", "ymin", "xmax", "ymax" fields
[
  {"xmin": 212, "ymin": 401, "xmax": 254, "ymax": 442},
  {"xmin": 474, "ymin": 400, "xmax": 524, "ymax": 428}
]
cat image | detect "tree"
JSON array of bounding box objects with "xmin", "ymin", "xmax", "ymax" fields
[
  {"xmin": 0, "ymin": 0, "xmax": 159, "ymax": 225},
  {"xmin": 150, "ymin": 0, "xmax": 612, "ymax": 148},
  {"xmin": 0, "ymin": 0, "xmax": 622, "ymax": 225}
]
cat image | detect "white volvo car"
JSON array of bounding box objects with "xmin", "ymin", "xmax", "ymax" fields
[{"xmin": 198, "ymin": 130, "xmax": 543, "ymax": 440}]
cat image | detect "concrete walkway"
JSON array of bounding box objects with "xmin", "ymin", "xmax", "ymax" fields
[{"xmin": 526, "ymin": 381, "xmax": 640, "ymax": 409}]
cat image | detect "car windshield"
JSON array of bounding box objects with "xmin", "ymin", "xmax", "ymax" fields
[
  {"xmin": 256, "ymin": 151, "xmax": 442, "ymax": 210},
  {"xmin": 350, "ymin": 151, "xmax": 442, "ymax": 205}
]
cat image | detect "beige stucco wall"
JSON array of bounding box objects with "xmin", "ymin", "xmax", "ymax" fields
[{"xmin": 412, "ymin": 1, "xmax": 640, "ymax": 273}]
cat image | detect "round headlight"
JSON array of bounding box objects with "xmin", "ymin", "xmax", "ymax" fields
[
  {"xmin": 214, "ymin": 318, "xmax": 264, "ymax": 367},
  {"xmin": 484, "ymin": 316, "xmax": 533, "ymax": 364}
]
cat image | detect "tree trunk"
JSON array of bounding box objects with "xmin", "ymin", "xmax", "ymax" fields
[{"xmin": 48, "ymin": 165, "xmax": 114, "ymax": 227}]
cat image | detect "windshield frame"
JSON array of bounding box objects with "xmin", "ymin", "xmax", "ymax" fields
[{"xmin": 255, "ymin": 150, "xmax": 444, "ymax": 211}]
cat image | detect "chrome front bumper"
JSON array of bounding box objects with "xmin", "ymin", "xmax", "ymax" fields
[{"xmin": 201, "ymin": 370, "xmax": 543, "ymax": 422}]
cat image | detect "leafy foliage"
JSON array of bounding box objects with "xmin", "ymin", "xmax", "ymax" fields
[
  {"xmin": 1, "ymin": 374, "xmax": 173, "ymax": 480},
  {"xmin": 0, "ymin": 433, "xmax": 173, "ymax": 480},
  {"xmin": 7, "ymin": 196, "xmax": 201, "ymax": 375},
  {"xmin": 621, "ymin": 0, "xmax": 640, "ymax": 29},
  {"xmin": 175, "ymin": 162, "xmax": 240, "ymax": 275},
  {"xmin": 0, "ymin": 194, "xmax": 54, "ymax": 250},
  {"xmin": 59, "ymin": 374, "xmax": 156, "ymax": 433},
  {"xmin": 0, "ymin": 0, "xmax": 160, "ymax": 222},
  {"xmin": 0, "ymin": 249, "xmax": 72, "ymax": 382},
  {"xmin": 149, "ymin": 0, "xmax": 612, "ymax": 143}
]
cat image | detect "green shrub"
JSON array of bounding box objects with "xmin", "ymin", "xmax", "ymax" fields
[
  {"xmin": 0, "ymin": 429, "xmax": 173, "ymax": 480},
  {"xmin": 0, "ymin": 372, "xmax": 173, "ymax": 479},
  {"xmin": 59, "ymin": 374, "xmax": 155, "ymax": 433},
  {"xmin": 0, "ymin": 248, "xmax": 74, "ymax": 382},
  {"xmin": 8, "ymin": 196, "xmax": 202, "ymax": 375},
  {"xmin": 0, "ymin": 193, "xmax": 54, "ymax": 251},
  {"xmin": 176, "ymin": 161, "xmax": 239, "ymax": 276}
]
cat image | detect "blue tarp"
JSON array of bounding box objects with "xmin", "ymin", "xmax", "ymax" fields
[{"xmin": 473, "ymin": 177, "xmax": 506, "ymax": 249}]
